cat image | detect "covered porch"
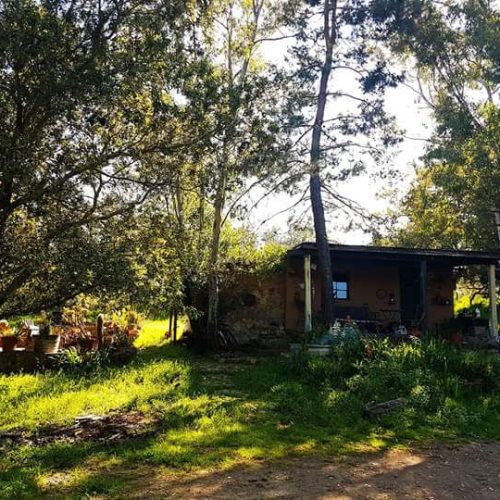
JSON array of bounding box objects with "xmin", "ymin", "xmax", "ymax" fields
[{"xmin": 285, "ymin": 243, "xmax": 500, "ymax": 336}]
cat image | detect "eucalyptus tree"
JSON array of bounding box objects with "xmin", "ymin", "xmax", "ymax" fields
[
  {"xmin": 373, "ymin": 0, "xmax": 500, "ymax": 252},
  {"xmin": 183, "ymin": 0, "xmax": 295, "ymax": 344}
]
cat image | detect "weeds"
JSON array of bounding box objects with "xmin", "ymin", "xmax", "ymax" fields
[
  {"xmin": 287, "ymin": 338, "xmax": 500, "ymax": 440},
  {"xmin": 1, "ymin": 327, "xmax": 499, "ymax": 498}
]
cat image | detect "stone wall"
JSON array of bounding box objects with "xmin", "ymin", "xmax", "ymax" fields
[{"xmin": 220, "ymin": 272, "xmax": 287, "ymax": 347}]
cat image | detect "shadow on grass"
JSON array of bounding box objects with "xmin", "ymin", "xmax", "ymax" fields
[
  {"xmin": 54, "ymin": 441, "xmax": 500, "ymax": 500},
  {"xmin": 4, "ymin": 341, "xmax": 497, "ymax": 498},
  {"xmin": 0, "ymin": 343, "xmax": 395, "ymax": 498}
]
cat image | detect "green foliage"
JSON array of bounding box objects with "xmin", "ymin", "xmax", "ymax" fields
[
  {"xmin": 454, "ymin": 293, "xmax": 491, "ymax": 317},
  {"xmin": 55, "ymin": 347, "xmax": 112, "ymax": 375},
  {"xmin": 223, "ymin": 232, "xmax": 287, "ymax": 277},
  {"xmin": 0, "ymin": 0, "xmax": 203, "ymax": 316},
  {"xmin": 377, "ymin": 1, "xmax": 500, "ymax": 251},
  {"xmin": 1, "ymin": 329, "xmax": 500, "ymax": 497},
  {"xmin": 290, "ymin": 338, "xmax": 500, "ymax": 433}
]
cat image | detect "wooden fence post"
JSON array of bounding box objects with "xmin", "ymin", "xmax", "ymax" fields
[
  {"xmin": 173, "ymin": 310, "xmax": 178, "ymax": 343},
  {"xmin": 96, "ymin": 314, "xmax": 104, "ymax": 350}
]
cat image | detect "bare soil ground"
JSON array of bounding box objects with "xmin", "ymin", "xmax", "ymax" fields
[{"xmin": 121, "ymin": 442, "xmax": 500, "ymax": 499}]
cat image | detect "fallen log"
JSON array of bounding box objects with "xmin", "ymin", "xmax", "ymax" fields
[{"xmin": 364, "ymin": 398, "xmax": 406, "ymax": 418}]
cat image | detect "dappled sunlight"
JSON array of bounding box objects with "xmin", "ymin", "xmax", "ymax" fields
[
  {"xmin": 39, "ymin": 442, "xmax": 500, "ymax": 499},
  {"xmin": 0, "ymin": 354, "xmax": 192, "ymax": 430},
  {"xmin": 3, "ymin": 338, "xmax": 500, "ymax": 497}
]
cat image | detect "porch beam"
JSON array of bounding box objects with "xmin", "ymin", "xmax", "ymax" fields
[
  {"xmin": 304, "ymin": 254, "xmax": 312, "ymax": 333},
  {"xmin": 420, "ymin": 260, "xmax": 428, "ymax": 332},
  {"xmin": 488, "ymin": 264, "xmax": 498, "ymax": 336}
]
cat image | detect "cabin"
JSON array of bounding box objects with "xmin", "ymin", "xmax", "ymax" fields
[{"xmin": 220, "ymin": 243, "xmax": 500, "ymax": 345}]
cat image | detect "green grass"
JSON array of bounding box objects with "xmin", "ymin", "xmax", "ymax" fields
[
  {"xmin": 1, "ymin": 326, "xmax": 500, "ymax": 498},
  {"xmin": 134, "ymin": 318, "xmax": 170, "ymax": 348},
  {"xmin": 134, "ymin": 318, "xmax": 184, "ymax": 348}
]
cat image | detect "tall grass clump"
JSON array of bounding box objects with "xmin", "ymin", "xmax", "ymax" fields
[{"xmin": 288, "ymin": 338, "xmax": 500, "ymax": 441}]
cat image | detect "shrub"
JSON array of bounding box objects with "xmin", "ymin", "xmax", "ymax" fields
[{"xmin": 287, "ymin": 338, "xmax": 500, "ymax": 438}]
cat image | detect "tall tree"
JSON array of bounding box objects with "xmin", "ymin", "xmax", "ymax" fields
[
  {"xmin": 189, "ymin": 0, "xmax": 294, "ymax": 346},
  {"xmin": 0, "ymin": 0, "xmax": 202, "ymax": 315},
  {"xmin": 308, "ymin": 0, "xmax": 337, "ymax": 326},
  {"xmin": 374, "ymin": 0, "xmax": 500, "ymax": 251},
  {"xmin": 284, "ymin": 0, "xmax": 402, "ymax": 326}
]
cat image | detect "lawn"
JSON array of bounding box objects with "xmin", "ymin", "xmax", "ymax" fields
[{"xmin": 1, "ymin": 325, "xmax": 500, "ymax": 498}]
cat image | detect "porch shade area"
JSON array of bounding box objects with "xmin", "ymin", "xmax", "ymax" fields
[{"xmin": 286, "ymin": 243, "xmax": 500, "ymax": 334}]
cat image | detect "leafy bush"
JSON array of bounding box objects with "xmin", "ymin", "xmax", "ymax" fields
[
  {"xmin": 288, "ymin": 338, "xmax": 500, "ymax": 438},
  {"xmin": 55, "ymin": 347, "xmax": 112, "ymax": 375}
]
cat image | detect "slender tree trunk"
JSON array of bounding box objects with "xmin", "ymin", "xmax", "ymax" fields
[
  {"xmin": 204, "ymin": 1, "xmax": 264, "ymax": 346},
  {"xmin": 309, "ymin": 0, "xmax": 337, "ymax": 327},
  {"xmin": 173, "ymin": 309, "xmax": 178, "ymax": 342},
  {"xmin": 207, "ymin": 165, "xmax": 227, "ymax": 346}
]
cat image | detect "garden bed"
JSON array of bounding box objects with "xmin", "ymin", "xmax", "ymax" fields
[{"xmin": 0, "ymin": 411, "xmax": 160, "ymax": 448}]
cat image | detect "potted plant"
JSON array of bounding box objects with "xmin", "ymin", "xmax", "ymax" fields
[
  {"xmin": 125, "ymin": 310, "xmax": 140, "ymax": 338},
  {"xmin": 34, "ymin": 316, "xmax": 61, "ymax": 354},
  {"xmin": 0, "ymin": 320, "xmax": 18, "ymax": 352}
]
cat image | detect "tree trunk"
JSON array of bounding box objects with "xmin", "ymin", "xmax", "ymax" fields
[
  {"xmin": 204, "ymin": 1, "xmax": 263, "ymax": 347},
  {"xmin": 309, "ymin": 0, "xmax": 337, "ymax": 328},
  {"xmin": 206, "ymin": 168, "xmax": 227, "ymax": 347}
]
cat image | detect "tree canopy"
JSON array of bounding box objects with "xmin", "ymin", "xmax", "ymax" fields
[
  {"xmin": 0, "ymin": 0, "xmax": 497, "ymax": 328},
  {"xmin": 376, "ymin": 0, "xmax": 500, "ymax": 251}
]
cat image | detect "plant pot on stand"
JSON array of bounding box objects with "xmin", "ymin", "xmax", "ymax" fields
[
  {"xmin": 34, "ymin": 324, "xmax": 61, "ymax": 354},
  {"xmin": 34, "ymin": 335, "xmax": 61, "ymax": 354}
]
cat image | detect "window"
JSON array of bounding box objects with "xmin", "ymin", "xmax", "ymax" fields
[{"xmin": 332, "ymin": 275, "xmax": 349, "ymax": 300}]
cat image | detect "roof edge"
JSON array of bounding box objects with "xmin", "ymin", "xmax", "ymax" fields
[{"xmin": 288, "ymin": 242, "xmax": 500, "ymax": 262}]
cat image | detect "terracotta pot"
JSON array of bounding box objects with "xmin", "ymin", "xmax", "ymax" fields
[
  {"xmin": 127, "ymin": 327, "xmax": 139, "ymax": 338},
  {"xmin": 1, "ymin": 336, "xmax": 17, "ymax": 352},
  {"xmin": 34, "ymin": 335, "xmax": 61, "ymax": 354}
]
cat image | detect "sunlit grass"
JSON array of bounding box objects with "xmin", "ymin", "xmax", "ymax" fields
[
  {"xmin": 0, "ymin": 356, "xmax": 190, "ymax": 432},
  {"xmin": 134, "ymin": 319, "xmax": 169, "ymax": 348},
  {"xmin": 1, "ymin": 333, "xmax": 500, "ymax": 498},
  {"xmin": 0, "ymin": 322, "xmax": 190, "ymax": 432},
  {"xmin": 134, "ymin": 318, "xmax": 184, "ymax": 348}
]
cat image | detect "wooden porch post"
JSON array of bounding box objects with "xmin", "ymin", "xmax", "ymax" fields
[
  {"xmin": 304, "ymin": 254, "xmax": 313, "ymax": 333},
  {"xmin": 488, "ymin": 264, "xmax": 498, "ymax": 336},
  {"xmin": 420, "ymin": 260, "xmax": 428, "ymax": 332}
]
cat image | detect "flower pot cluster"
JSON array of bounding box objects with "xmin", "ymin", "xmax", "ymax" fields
[
  {"xmin": 0, "ymin": 320, "xmax": 19, "ymax": 352},
  {"xmin": 1, "ymin": 313, "xmax": 140, "ymax": 360},
  {"xmin": 0, "ymin": 319, "xmax": 61, "ymax": 354}
]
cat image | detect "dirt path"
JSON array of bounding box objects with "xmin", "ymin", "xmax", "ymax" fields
[{"xmin": 123, "ymin": 442, "xmax": 500, "ymax": 499}]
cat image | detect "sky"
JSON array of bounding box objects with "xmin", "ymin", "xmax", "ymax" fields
[{"xmin": 242, "ymin": 26, "xmax": 435, "ymax": 246}]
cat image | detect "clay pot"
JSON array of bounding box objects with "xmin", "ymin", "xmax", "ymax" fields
[
  {"xmin": 34, "ymin": 335, "xmax": 61, "ymax": 354},
  {"xmin": 127, "ymin": 327, "xmax": 139, "ymax": 338},
  {"xmin": 1, "ymin": 336, "xmax": 17, "ymax": 352}
]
